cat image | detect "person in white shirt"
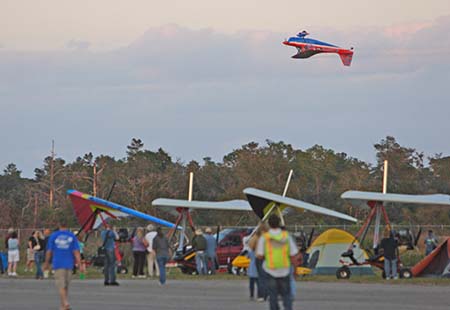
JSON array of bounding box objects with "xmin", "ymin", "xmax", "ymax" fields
[
  {"xmin": 145, "ymin": 224, "xmax": 159, "ymax": 277},
  {"xmin": 256, "ymin": 215, "xmax": 298, "ymax": 310}
]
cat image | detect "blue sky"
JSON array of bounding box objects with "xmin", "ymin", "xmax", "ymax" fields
[{"xmin": 1, "ymin": 2, "xmax": 449, "ymax": 177}]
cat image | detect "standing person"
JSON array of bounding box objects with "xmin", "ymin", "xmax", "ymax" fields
[
  {"xmin": 4, "ymin": 228, "xmax": 14, "ymax": 249},
  {"xmin": 256, "ymin": 215, "xmax": 298, "ymax": 310},
  {"xmin": 76, "ymin": 234, "xmax": 86, "ymax": 280},
  {"xmin": 254, "ymin": 224, "xmax": 268, "ymax": 302},
  {"xmin": 101, "ymin": 226, "xmax": 120, "ymax": 286},
  {"xmin": 247, "ymin": 235, "xmax": 259, "ymax": 301},
  {"xmin": 42, "ymin": 228, "xmax": 53, "ymax": 278},
  {"xmin": 44, "ymin": 221, "xmax": 81, "ymax": 310},
  {"xmin": 3, "ymin": 228, "xmax": 14, "ymax": 274},
  {"xmin": 31, "ymin": 230, "xmax": 46, "ymax": 279},
  {"xmin": 424, "ymin": 230, "xmax": 439, "ymax": 256},
  {"xmin": 204, "ymin": 227, "xmax": 218, "ymax": 275},
  {"xmin": 380, "ymin": 230, "xmax": 399, "ymax": 280},
  {"xmin": 7, "ymin": 231, "xmax": 20, "ymax": 277},
  {"xmin": 152, "ymin": 227, "xmax": 170, "ymax": 285},
  {"xmin": 145, "ymin": 224, "xmax": 159, "ymax": 278},
  {"xmin": 192, "ymin": 228, "xmax": 208, "ymax": 275},
  {"xmin": 26, "ymin": 231, "xmax": 36, "ymax": 272},
  {"xmin": 131, "ymin": 227, "xmax": 147, "ymax": 278}
]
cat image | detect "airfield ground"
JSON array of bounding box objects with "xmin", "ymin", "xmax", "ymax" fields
[{"xmin": 0, "ymin": 277, "xmax": 449, "ymax": 310}]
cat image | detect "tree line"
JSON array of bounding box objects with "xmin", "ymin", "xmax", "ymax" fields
[{"xmin": 1, "ymin": 136, "xmax": 450, "ymax": 228}]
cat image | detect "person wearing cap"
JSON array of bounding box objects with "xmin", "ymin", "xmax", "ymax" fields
[
  {"xmin": 191, "ymin": 228, "xmax": 208, "ymax": 275},
  {"xmin": 204, "ymin": 227, "xmax": 218, "ymax": 275},
  {"xmin": 145, "ymin": 224, "xmax": 159, "ymax": 277},
  {"xmin": 256, "ymin": 215, "xmax": 298, "ymax": 310}
]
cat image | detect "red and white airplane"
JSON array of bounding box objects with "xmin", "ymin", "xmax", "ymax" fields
[{"xmin": 283, "ymin": 31, "xmax": 354, "ymax": 66}]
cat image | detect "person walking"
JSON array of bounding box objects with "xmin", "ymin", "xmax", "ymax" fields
[
  {"xmin": 31, "ymin": 230, "xmax": 46, "ymax": 279},
  {"xmin": 256, "ymin": 215, "xmax": 298, "ymax": 310},
  {"xmin": 424, "ymin": 230, "xmax": 439, "ymax": 256},
  {"xmin": 145, "ymin": 224, "xmax": 159, "ymax": 278},
  {"xmin": 152, "ymin": 227, "xmax": 170, "ymax": 285},
  {"xmin": 380, "ymin": 230, "xmax": 399, "ymax": 280},
  {"xmin": 204, "ymin": 227, "xmax": 218, "ymax": 275},
  {"xmin": 192, "ymin": 228, "xmax": 208, "ymax": 275},
  {"xmin": 101, "ymin": 226, "xmax": 119, "ymax": 286},
  {"xmin": 44, "ymin": 221, "xmax": 81, "ymax": 310},
  {"xmin": 7, "ymin": 231, "xmax": 20, "ymax": 277},
  {"xmin": 131, "ymin": 227, "xmax": 147, "ymax": 278}
]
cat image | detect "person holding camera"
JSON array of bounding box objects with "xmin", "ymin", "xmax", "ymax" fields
[{"xmin": 31, "ymin": 230, "xmax": 45, "ymax": 279}]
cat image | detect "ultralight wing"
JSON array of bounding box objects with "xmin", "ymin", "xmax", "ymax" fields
[
  {"xmin": 152, "ymin": 198, "xmax": 252, "ymax": 212},
  {"xmin": 67, "ymin": 189, "xmax": 176, "ymax": 232},
  {"xmin": 244, "ymin": 188, "xmax": 357, "ymax": 222},
  {"xmin": 341, "ymin": 191, "xmax": 450, "ymax": 208}
]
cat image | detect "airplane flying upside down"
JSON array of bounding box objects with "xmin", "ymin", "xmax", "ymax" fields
[{"xmin": 283, "ymin": 30, "xmax": 354, "ymax": 66}]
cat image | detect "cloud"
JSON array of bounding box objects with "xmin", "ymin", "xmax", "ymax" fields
[
  {"xmin": 66, "ymin": 40, "xmax": 91, "ymax": 50},
  {"xmin": 1, "ymin": 17, "xmax": 449, "ymax": 91},
  {"xmin": 0, "ymin": 17, "xmax": 449, "ymax": 176}
]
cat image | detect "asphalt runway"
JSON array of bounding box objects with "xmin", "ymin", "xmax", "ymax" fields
[{"xmin": 0, "ymin": 278, "xmax": 448, "ymax": 310}]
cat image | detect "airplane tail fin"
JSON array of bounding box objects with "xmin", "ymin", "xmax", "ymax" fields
[{"xmin": 339, "ymin": 52, "xmax": 353, "ymax": 66}]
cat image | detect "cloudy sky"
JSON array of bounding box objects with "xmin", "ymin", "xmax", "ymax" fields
[{"xmin": 1, "ymin": 1, "xmax": 450, "ymax": 177}]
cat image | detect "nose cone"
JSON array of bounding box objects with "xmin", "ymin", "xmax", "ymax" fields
[{"xmin": 283, "ymin": 40, "xmax": 290, "ymax": 45}]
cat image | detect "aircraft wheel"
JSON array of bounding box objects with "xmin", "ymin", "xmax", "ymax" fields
[
  {"xmin": 231, "ymin": 267, "xmax": 247, "ymax": 276},
  {"xmin": 336, "ymin": 266, "xmax": 351, "ymax": 279},
  {"xmin": 117, "ymin": 266, "xmax": 128, "ymax": 274},
  {"xmin": 400, "ymin": 268, "xmax": 412, "ymax": 279}
]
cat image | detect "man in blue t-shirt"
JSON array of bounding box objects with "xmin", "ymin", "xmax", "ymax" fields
[{"xmin": 44, "ymin": 221, "xmax": 80, "ymax": 310}]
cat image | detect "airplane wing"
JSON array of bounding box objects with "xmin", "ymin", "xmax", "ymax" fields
[
  {"xmin": 151, "ymin": 198, "xmax": 252, "ymax": 212},
  {"xmin": 292, "ymin": 49, "xmax": 321, "ymax": 59},
  {"xmin": 341, "ymin": 191, "xmax": 450, "ymax": 208},
  {"xmin": 67, "ymin": 190, "xmax": 176, "ymax": 232},
  {"xmin": 243, "ymin": 188, "xmax": 357, "ymax": 222}
]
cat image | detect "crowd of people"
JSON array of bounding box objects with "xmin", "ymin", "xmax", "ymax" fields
[
  {"xmin": 101, "ymin": 224, "xmax": 170, "ymax": 286},
  {"xmin": 3, "ymin": 228, "xmax": 52, "ymax": 279},
  {"xmin": 1, "ymin": 220, "xmax": 443, "ymax": 310}
]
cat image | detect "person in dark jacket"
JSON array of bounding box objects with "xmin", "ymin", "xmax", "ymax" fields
[
  {"xmin": 152, "ymin": 227, "xmax": 170, "ymax": 285},
  {"xmin": 191, "ymin": 228, "xmax": 208, "ymax": 275},
  {"xmin": 379, "ymin": 230, "xmax": 399, "ymax": 280}
]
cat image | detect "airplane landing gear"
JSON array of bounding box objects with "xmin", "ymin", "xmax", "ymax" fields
[{"xmin": 336, "ymin": 266, "xmax": 351, "ymax": 279}]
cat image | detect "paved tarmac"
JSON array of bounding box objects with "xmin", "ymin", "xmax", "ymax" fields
[{"xmin": 0, "ymin": 278, "xmax": 449, "ymax": 310}]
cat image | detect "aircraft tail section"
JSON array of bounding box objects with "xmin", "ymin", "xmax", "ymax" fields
[{"xmin": 339, "ymin": 52, "xmax": 353, "ymax": 66}]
